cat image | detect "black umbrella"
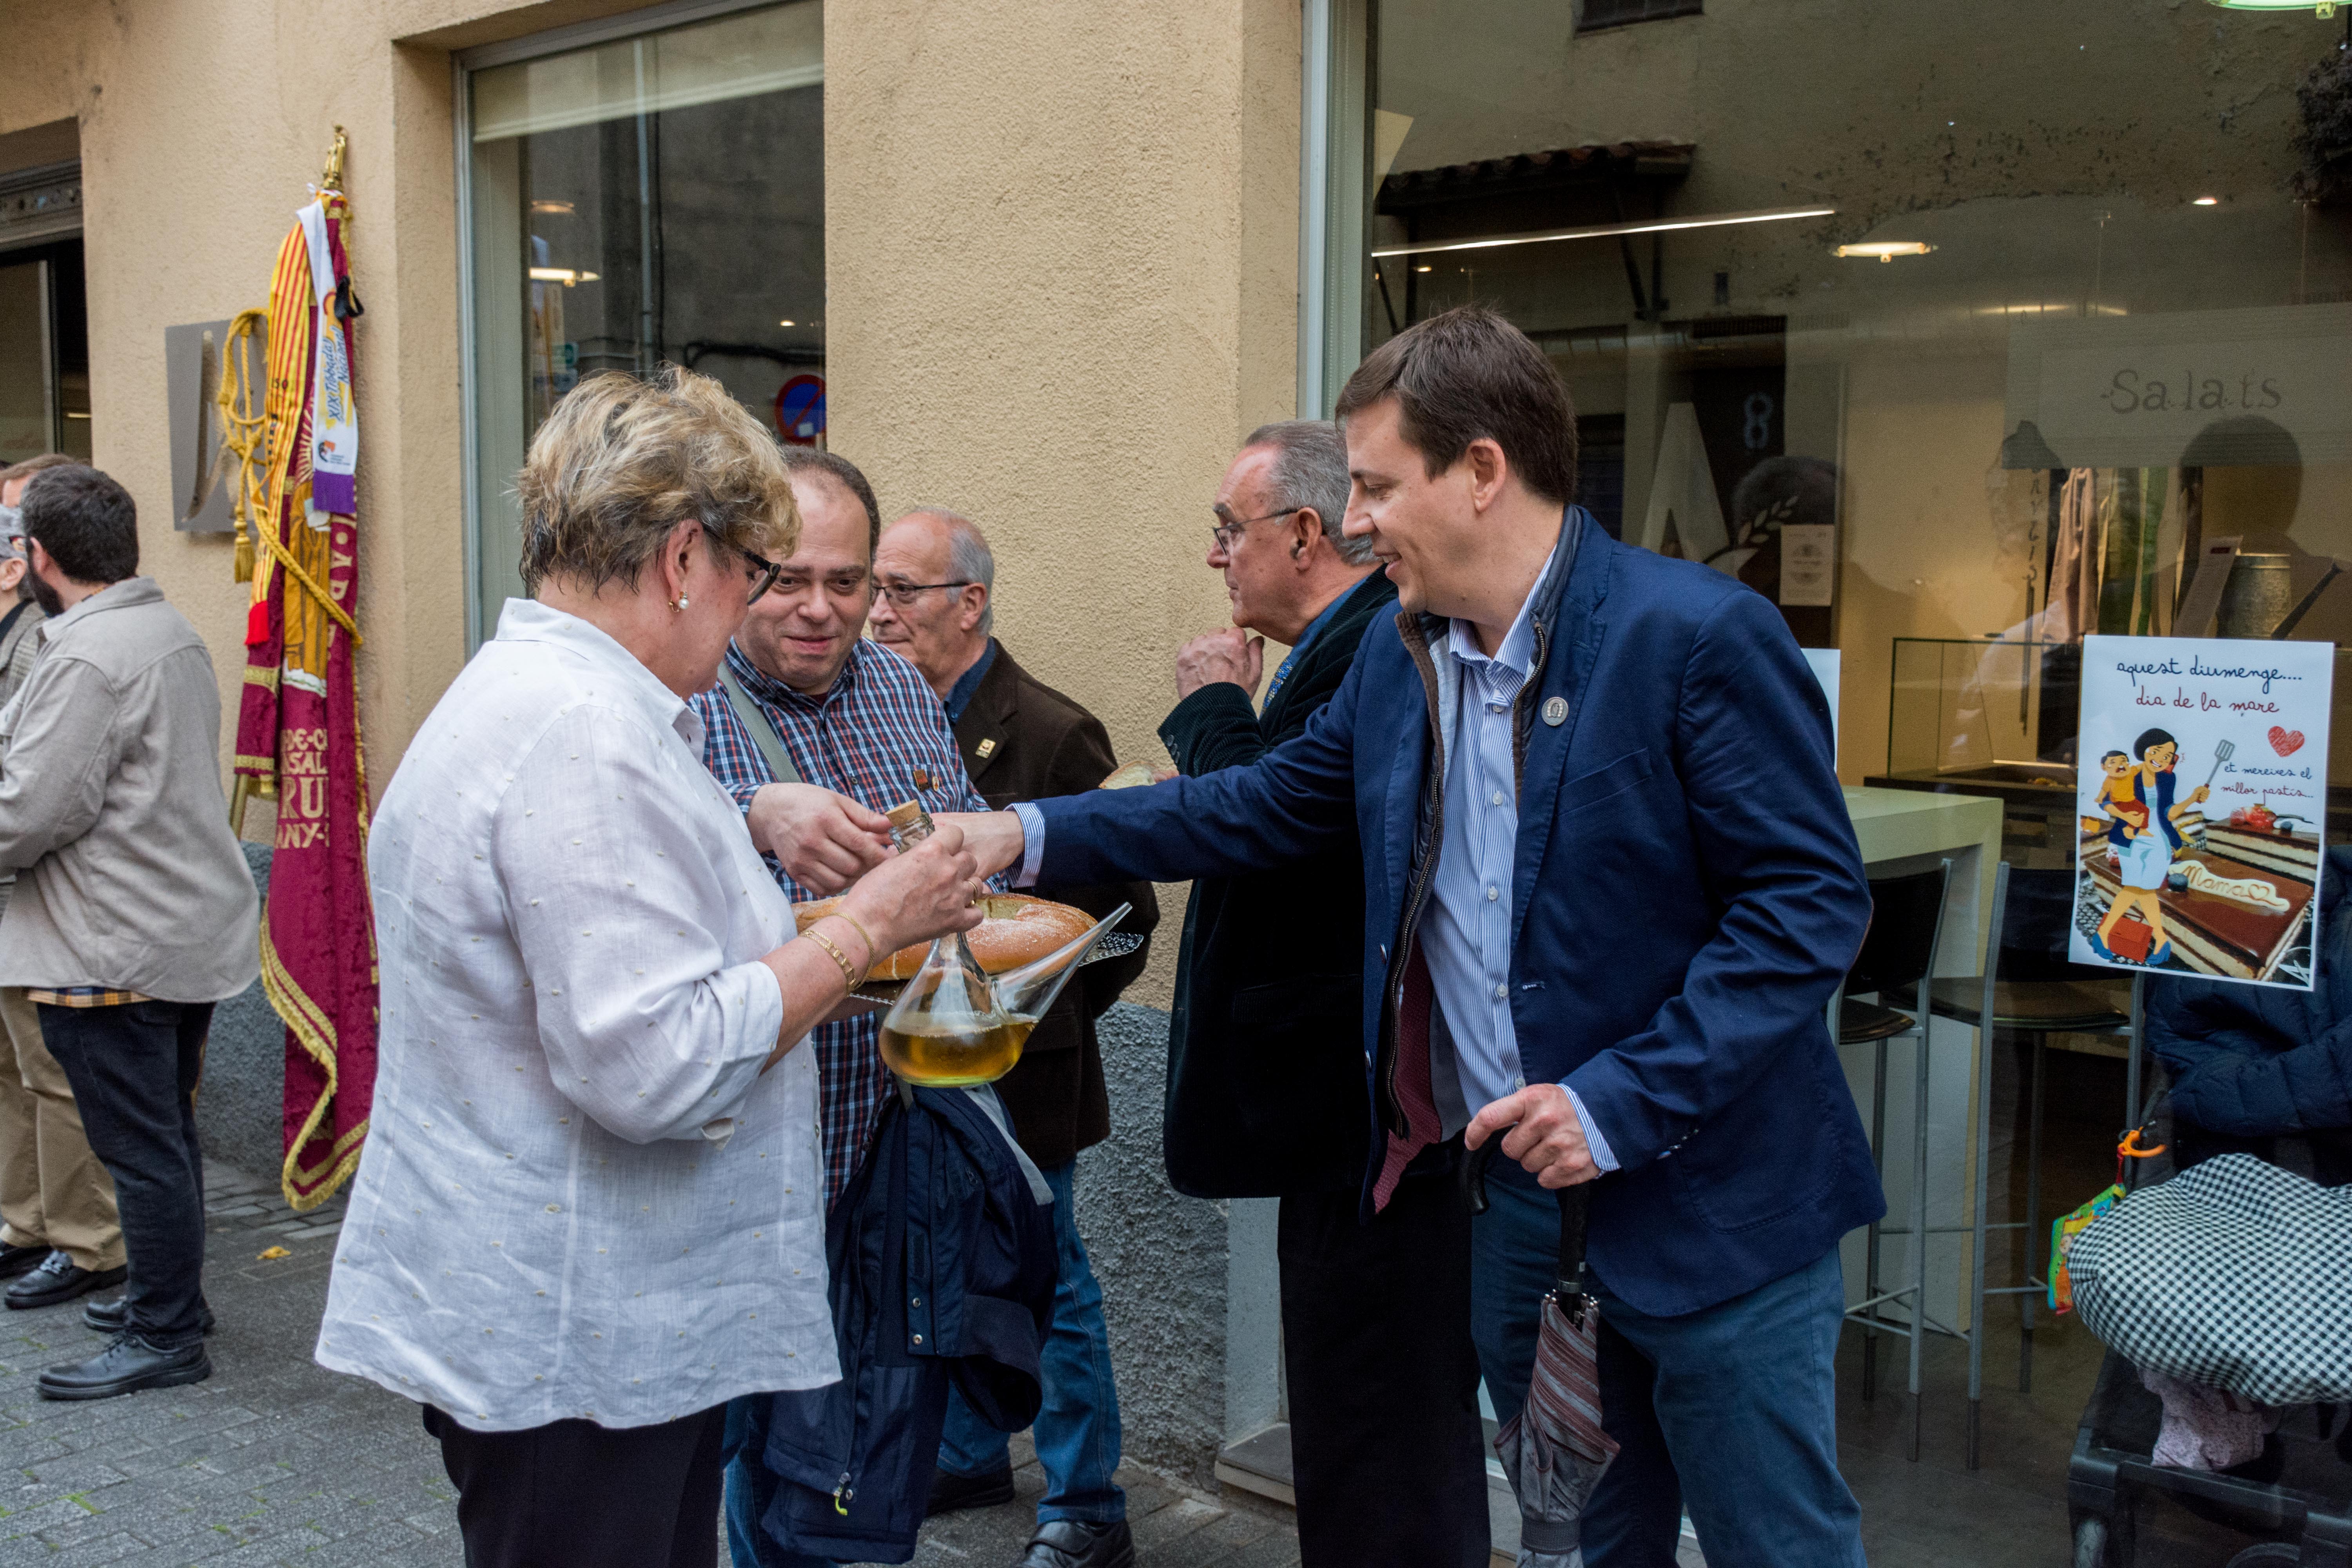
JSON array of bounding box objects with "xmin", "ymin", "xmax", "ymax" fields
[{"xmin": 1471, "ymin": 1151, "xmax": 1619, "ymax": 1565}]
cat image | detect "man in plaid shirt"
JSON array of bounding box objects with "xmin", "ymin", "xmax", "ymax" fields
[{"xmin": 689, "ymin": 448, "xmax": 996, "ymax": 1205}]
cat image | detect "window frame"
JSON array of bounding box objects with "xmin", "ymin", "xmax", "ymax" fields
[{"xmin": 450, "ymin": 0, "xmax": 796, "ymax": 650}]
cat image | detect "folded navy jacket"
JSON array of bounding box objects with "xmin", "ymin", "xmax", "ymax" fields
[{"xmin": 724, "ymin": 1083, "xmax": 1058, "ymax": 1566}]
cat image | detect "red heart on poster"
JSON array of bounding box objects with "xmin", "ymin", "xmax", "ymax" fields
[{"xmin": 2269, "ymin": 726, "xmax": 2306, "ymax": 757}]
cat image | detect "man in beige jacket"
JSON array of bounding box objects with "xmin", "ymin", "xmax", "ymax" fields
[
  {"xmin": 0, "ymin": 461, "xmax": 120, "ymax": 1307},
  {"xmin": 0, "ymin": 465, "xmax": 259, "ymax": 1400}
]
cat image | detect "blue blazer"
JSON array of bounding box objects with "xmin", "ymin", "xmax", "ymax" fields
[{"xmin": 1033, "ymin": 510, "xmax": 1884, "ymax": 1316}]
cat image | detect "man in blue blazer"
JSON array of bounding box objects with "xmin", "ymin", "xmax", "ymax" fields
[{"xmin": 948, "ymin": 307, "xmax": 1881, "ymax": 1564}]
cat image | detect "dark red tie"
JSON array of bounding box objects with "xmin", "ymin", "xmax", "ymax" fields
[{"xmin": 1373, "ymin": 940, "xmax": 1442, "ymax": 1211}]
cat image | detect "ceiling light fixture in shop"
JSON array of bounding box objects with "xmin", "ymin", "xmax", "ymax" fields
[
  {"xmin": 1835, "ymin": 240, "xmax": 1936, "ymax": 263},
  {"xmin": 529, "ymin": 267, "xmax": 600, "ymax": 287},
  {"xmin": 2207, "ymin": 0, "xmax": 2338, "ymax": 15},
  {"xmin": 1370, "ymin": 203, "xmax": 1837, "ymax": 260}
]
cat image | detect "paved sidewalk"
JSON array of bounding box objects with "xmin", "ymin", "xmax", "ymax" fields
[{"xmin": 0, "ymin": 1160, "xmax": 1301, "ymax": 1567}]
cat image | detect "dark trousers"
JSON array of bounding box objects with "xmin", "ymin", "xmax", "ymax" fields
[
  {"xmin": 39, "ymin": 1000, "xmax": 212, "ymax": 1346},
  {"xmin": 425, "ymin": 1403, "xmax": 728, "ymax": 1568},
  {"xmin": 1278, "ymin": 1161, "xmax": 1490, "ymax": 1568},
  {"xmin": 1470, "ymin": 1158, "xmax": 1864, "ymax": 1568}
]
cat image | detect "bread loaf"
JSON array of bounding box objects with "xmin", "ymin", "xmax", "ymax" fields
[
  {"xmin": 1099, "ymin": 761, "xmax": 1174, "ymax": 789},
  {"xmin": 795, "ymin": 893, "xmax": 1097, "ymax": 981}
]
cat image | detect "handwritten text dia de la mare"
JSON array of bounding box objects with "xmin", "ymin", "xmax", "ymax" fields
[{"xmin": 2133, "ymin": 684, "xmax": 2282, "ymax": 715}]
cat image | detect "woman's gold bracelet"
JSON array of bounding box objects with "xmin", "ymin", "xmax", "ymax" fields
[
  {"xmin": 803, "ymin": 926, "xmax": 863, "ymax": 990},
  {"xmin": 831, "ymin": 908, "xmax": 881, "ymax": 969}
]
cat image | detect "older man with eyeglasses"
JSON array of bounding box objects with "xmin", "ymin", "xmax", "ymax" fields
[{"xmin": 686, "ymin": 448, "xmax": 1004, "ymax": 1208}]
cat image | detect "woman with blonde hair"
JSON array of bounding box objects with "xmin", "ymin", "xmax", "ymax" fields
[{"xmin": 316, "ymin": 367, "xmax": 982, "ymax": 1568}]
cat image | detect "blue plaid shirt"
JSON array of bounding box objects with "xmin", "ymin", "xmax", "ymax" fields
[{"xmin": 690, "ymin": 638, "xmax": 992, "ymax": 1205}]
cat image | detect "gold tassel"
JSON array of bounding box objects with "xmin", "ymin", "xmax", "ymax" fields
[{"xmin": 215, "ymin": 308, "xmax": 269, "ymax": 584}]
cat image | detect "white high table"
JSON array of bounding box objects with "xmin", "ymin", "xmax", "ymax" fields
[
  {"xmin": 1213, "ymin": 786, "xmax": 2009, "ymax": 1549},
  {"xmin": 1834, "ymin": 786, "xmax": 2006, "ymax": 1334}
]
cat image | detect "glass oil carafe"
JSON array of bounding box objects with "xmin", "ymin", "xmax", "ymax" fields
[{"xmin": 875, "ymin": 799, "xmax": 1129, "ymax": 1088}]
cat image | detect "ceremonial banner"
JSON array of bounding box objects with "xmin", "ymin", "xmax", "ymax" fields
[
  {"xmin": 2071, "ymin": 634, "xmax": 2334, "ymax": 989},
  {"xmin": 233, "ymin": 190, "xmax": 377, "ymax": 1208}
]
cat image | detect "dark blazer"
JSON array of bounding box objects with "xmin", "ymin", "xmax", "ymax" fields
[
  {"xmin": 951, "ymin": 642, "xmax": 1158, "ymax": 1168},
  {"xmin": 1027, "ymin": 510, "xmax": 1883, "ymax": 1318},
  {"xmin": 1156, "ymin": 570, "xmax": 1397, "ymax": 1198}
]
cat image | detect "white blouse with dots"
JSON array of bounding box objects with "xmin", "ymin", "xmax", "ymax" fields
[{"xmin": 315, "ymin": 597, "xmax": 837, "ymax": 1432}]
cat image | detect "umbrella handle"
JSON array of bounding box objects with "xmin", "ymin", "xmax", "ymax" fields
[
  {"xmin": 1460, "ymin": 1140, "xmax": 1497, "ymax": 1215},
  {"xmin": 1554, "ymin": 1185, "xmax": 1593, "ymax": 1308}
]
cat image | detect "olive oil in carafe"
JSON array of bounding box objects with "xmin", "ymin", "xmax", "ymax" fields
[
  {"xmin": 873, "ymin": 797, "xmax": 1127, "ymax": 1089},
  {"xmin": 878, "ymin": 1014, "xmax": 1039, "ymax": 1087}
]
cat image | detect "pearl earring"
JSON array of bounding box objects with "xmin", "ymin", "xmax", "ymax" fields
[{"xmin": 672, "ymin": 594, "xmax": 690, "ymax": 612}]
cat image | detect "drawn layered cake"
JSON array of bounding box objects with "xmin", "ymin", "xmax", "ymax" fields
[{"xmin": 2079, "ymin": 813, "xmax": 2318, "ymax": 979}]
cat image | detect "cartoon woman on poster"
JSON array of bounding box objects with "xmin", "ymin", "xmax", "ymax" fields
[{"xmin": 2090, "ymin": 728, "xmax": 2211, "ymax": 965}]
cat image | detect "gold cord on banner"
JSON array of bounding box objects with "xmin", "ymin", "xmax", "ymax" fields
[
  {"xmin": 256, "ymin": 522, "xmax": 361, "ymax": 643},
  {"xmin": 214, "ymin": 309, "xmax": 268, "ymax": 583}
]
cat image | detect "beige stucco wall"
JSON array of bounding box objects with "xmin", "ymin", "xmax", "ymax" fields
[
  {"xmin": 0, "ymin": 0, "xmax": 1300, "ymax": 1007},
  {"xmin": 825, "ymin": 0, "xmax": 1303, "ymax": 1006}
]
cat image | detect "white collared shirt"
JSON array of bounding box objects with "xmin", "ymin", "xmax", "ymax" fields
[{"xmin": 316, "ymin": 598, "xmax": 837, "ymax": 1431}]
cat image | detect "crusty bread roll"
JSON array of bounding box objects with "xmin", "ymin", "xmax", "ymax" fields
[
  {"xmin": 796, "ymin": 893, "xmax": 1098, "ymax": 981},
  {"xmin": 1099, "ymin": 761, "xmax": 1171, "ymax": 789}
]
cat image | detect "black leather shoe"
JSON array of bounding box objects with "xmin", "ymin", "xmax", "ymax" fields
[
  {"xmin": 926, "ymin": 1461, "xmax": 1016, "ymax": 1517},
  {"xmin": 36, "ymin": 1332, "xmax": 211, "ymax": 1401},
  {"xmin": 83, "ymin": 1296, "xmax": 214, "ymax": 1336},
  {"xmin": 1017, "ymin": 1519, "xmax": 1135, "ymax": 1568},
  {"xmin": 0, "ymin": 1239, "xmax": 51, "ymax": 1278},
  {"xmin": 4, "ymin": 1252, "xmax": 127, "ymax": 1310}
]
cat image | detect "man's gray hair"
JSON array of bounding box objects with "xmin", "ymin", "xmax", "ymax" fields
[
  {"xmin": 1243, "ymin": 419, "xmax": 1374, "ymax": 566},
  {"xmin": 898, "ymin": 507, "xmax": 996, "ymax": 637}
]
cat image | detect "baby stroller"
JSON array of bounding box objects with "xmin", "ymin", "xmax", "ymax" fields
[
  {"xmin": 2066, "ymin": 1076, "xmax": 2352, "ymax": 1566},
  {"xmin": 2069, "ymin": 1357, "xmax": 2352, "ymax": 1566}
]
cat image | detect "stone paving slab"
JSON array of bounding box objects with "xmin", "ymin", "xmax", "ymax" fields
[{"xmin": 0, "ymin": 1160, "xmax": 1300, "ymax": 1568}]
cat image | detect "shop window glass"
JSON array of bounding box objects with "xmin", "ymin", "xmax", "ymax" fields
[
  {"xmin": 1331, "ymin": 3, "xmax": 2352, "ymax": 1555},
  {"xmin": 466, "ymin": 1, "xmax": 824, "ymax": 637},
  {"xmin": 0, "ymin": 240, "xmax": 91, "ymax": 465}
]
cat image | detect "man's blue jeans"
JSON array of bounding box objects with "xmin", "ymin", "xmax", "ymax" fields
[
  {"xmin": 936, "ymin": 1157, "xmax": 1125, "ymax": 1525},
  {"xmin": 1470, "ymin": 1159, "xmax": 1864, "ymax": 1568}
]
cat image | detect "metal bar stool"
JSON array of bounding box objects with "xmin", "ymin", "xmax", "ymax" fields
[
  {"xmin": 1925, "ymin": 859, "xmax": 2139, "ymax": 1471},
  {"xmin": 1838, "ymin": 857, "xmax": 1952, "ymax": 1464}
]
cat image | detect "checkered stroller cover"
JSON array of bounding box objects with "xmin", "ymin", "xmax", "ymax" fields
[{"xmin": 2071, "ymin": 1152, "xmax": 2352, "ymax": 1407}]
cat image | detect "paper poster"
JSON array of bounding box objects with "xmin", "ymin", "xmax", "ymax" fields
[
  {"xmin": 1780, "ymin": 524, "xmax": 1836, "ymax": 606},
  {"xmin": 2072, "ymin": 635, "xmax": 2334, "ymax": 988}
]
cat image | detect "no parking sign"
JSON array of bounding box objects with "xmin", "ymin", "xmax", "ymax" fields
[{"xmin": 774, "ymin": 374, "xmax": 826, "ymax": 446}]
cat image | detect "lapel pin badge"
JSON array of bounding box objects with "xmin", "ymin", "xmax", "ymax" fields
[
  {"xmin": 1542, "ymin": 696, "xmax": 1568, "ymax": 727},
  {"xmin": 976, "ymin": 738, "xmax": 998, "ymax": 759}
]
